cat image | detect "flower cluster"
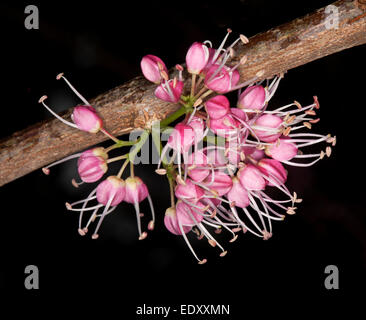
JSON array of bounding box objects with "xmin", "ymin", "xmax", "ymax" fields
[
  {"xmin": 39, "ymin": 73, "xmax": 154, "ymax": 240},
  {"xmin": 39, "ymin": 29, "xmax": 335, "ymax": 264},
  {"xmin": 141, "ymin": 29, "xmax": 335, "ymax": 264}
]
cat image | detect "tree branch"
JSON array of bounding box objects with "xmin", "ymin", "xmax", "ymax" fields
[{"xmin": 0, "ymin": 0, "xmax": 365, "ymax": 187}]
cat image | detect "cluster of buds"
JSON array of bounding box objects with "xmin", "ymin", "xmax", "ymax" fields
[
  {"xmin": 39, "ymin": 28, "xmax": 335, "ymax": 264},
  {"xmin": 142, "ymin": 29, "xmax": 335, "ymax": 264},
  {"xmin": 39, "ymin": 74, "xmax": 155, "ymax": 240}
]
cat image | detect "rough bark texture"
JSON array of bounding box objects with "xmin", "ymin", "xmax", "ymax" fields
[{"xmin": 0, "ymin": 0, "xmax": 365, "ymax": 186}]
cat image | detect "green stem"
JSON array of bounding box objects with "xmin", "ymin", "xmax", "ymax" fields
[{"xmin": 159, "ymin": 106, "xmax": 187, "ymax": 128}]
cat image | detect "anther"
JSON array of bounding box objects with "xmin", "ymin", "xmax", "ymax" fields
[
  {"xmin": 326, "ymin": 146, "xmax": 332, "ymax": 157},
  {"xmin": 283, "ymin": 127, "xmax": 291, "ymax": 136},
  {"xmin": 220, "ymin": 251, "xmax": 228, "ymax": 257},
  {"xmin": 303, "ymin": 122, "xmax": 312, "ymax": 129},
  {"xmin": 71, "ymin": 179, "xmax": 79, "ymax": 188},
  {"xmin": 56, "ymin": 73, "xmax": 64, "ymax": 80},
  {"xmin": 42, "ymin": 167, "xmax": 50, "ymax": 175},
  {"xmin": 294, "ymin": 100, "xmax": 302, "ymax": 109},
  {"xmin": 38, "ymin": 95, "xmax": 48, "ymax": 103},
  {"xmin": 198, "ymin": 259, "xmax": 208, "ymax": 265},
  {"xmin": 232, "ymin": 227, "xmax": 242, "ymax": 233},
  {"xmin": 240, "ymin": 55, "xmax": 247, "ymax": 65},
  {"xmin": 148, "ymin": 220, "xmax": 155, "ymax": 231},
  {"xmin": 239, "ymin": 34, "xmax": 249, "ymax": 44},
  {"xmin": 286, "ymin": 115, "xmax": 296, "ymax": 124},
  {"xmin": 92, "ymin": 234, "xmax": 99, "ymax": 240},
  {"xmin": 78, "ymin": 228, "xmax": 85, "ymax": 236},
  {"xmin": 65, "ymin": 202, "xmax": 72, "ymax": 210},
  {"xmin": 313, "ymin": 96, "xmax": 320, "ymax": 109},
  {"xmin": 214, "ymin": 228, "xmax": 222, "ymax": 234},
  {"xmin": 305, "ymin": 110, "xmax": 316, "ymax": 116},
  {"xmin": 309, "ymin": 118, "xmax": 320, "ymax": 124},
  {"xmin": 139, "ymin": 232, "xmax": 148, "ymax": 240},
  {"xmin": 175, "ymin": 64, "xmax": 183, "ymax": 71},
  {"xmin": 256, "ymin": 70, "xmax": 265, "ymax": 78},
  {"xmin": 193, "ymin": 98, "xmax": 203, "ymax": 108},
  {"xmin": 155, "ymin": 168, "xmax": 167, "ymax": 175},
  {"xmin": 230, "ymin": 234, "xmax": 238, "ymax": 242},
  {"xmin": 320, "ymin": 151, "xmax": 325, "ymax": 159},
  {"xmin": 208, "ymin": 239, "xmax": 217, "ymax": 247}
]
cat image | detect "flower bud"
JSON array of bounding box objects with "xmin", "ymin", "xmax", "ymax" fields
[
  {"xmin": 164, "ymin": 207, "xmax": 191, "ymax": 235},
  {"xmin": 78, "ymin": 149, "xmax": 108, "ymax": 183},
  {"xmin": 207, "ymin": 114, "xmax": 240, "ymax": 138},
  {"xmin": 124, "ymin": 176, "xmax": 149, "ymax": 204},
  {"xmin": 237, "ymin": 85, "xmax": 266, "ymax": 111},
  {"xmin": 96, "ymin": 176, "xmax": 126, "ymax": 206},
  {"xmin": 254, "ymin": 114, "xmax": 283, "ymax": 142},
  {"xmin": 140, "ymin": 54, "xmax": 168, "ymax": 84},
  {"xmin": 176, "ymin": 201, "xmax": 205, "ymax": 226},
  {"xmin": 257, "ymin": 159, "xmax": 287, "ymax": 186},
  {"xmin": 72, "ymin": 105, "xmax": 103, "ymax": 133},
  {"xmin": 205, "ymin": 95, "xmax": 230, "ymax": 120},
  {"xmin": 204, "ymin": 65, "xmax": 239, "ymax": 93},
  {"xmin": 186, "ymin": 42, "xmax": 209, "ymax": 74},
  {"xmin": 203, "ymin": 171, "xmax": 233, "ymax": 196},
  {"xmin": 227, "ymin": 177, "xmax": 250, "ymax": 208},
  {"xmin": 265, "ymin": 138, "xmax": 298, "ymax": 161},
  {"xmin": 175, "ymin": 179, "xmax": 204, "ymax": 201},
  {"xmin": 238, "ymin": 164, "xmax": 266, "ymax": 191},
  {"xmin": 168, "ymin": 123, "xmax": 195, "ymax": 153},
  {"xmin": 154, "ymin": 79, "xmax": 184, "ymax": 103}
]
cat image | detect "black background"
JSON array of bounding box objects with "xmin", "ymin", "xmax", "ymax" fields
[{"xmin": 0, "ymin": 0, "xmax": 365, "ymax": 316}]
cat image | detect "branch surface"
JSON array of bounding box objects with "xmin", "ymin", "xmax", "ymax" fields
[{"xmin": 1, "ymin": 0, "xmax": 365, "ymax": 186}]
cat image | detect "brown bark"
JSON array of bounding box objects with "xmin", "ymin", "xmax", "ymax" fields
[{"xmin": 0, "ymin": 0, "xmax": 365, "ymax": 187}]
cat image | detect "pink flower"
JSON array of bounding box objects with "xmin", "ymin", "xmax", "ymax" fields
[
  {"xmin": 237, "ymin": 85, "xmax": 266, "ymax": 111},
  {"xmin": 164, "ymin": 207, "xmax": 191, "ymax": 235},
  {"xmin": 208, "ymin": 114, "xmax": 240, "ymax": 137},
  {"xmin": 72, "ymin": 106, "xmax": 103, "ymax": 133},
  {"xmin": 186, "ymin": 151, "xmax": 210, "ymax": 182},
  {"xmin": 265, "ymin": 138, "xmax": 298, "ymax": 162},
  {"xmin": 257, "ymin": 159, "xmax": 287, "ymax": 187},
  {"xmin": 176, "ymin": 200, "xmax": 205, "ymax": 226},
  {"xmin": 78, "ymin": 148, "xmax": 108, "ymax": 183},
  {"xmin": 141, "ymin": 54, "xmax": 168, "ymax": 84},
  {"xmin": 186, "ymin": 42, "xmax": 209, "ymax": 75},
  {"xmin": 125, "ymin": 176, "xmax": 155, "ymax": 239},
  {"xmin": 238, "ymin": 164, "xmax": 266, "ymax": 191},
  {"xmin": 203, "ymin": 171, "xmax": 233, "ymax": 196},
  {"xmin": 175, "ymin": 179, "xmax": 204, "ymax": 201},
  {"xmin": 205, "ymin": 95, "xmax": 230, "ymax": 120},
  {"xmin": 154, "ymin": 79, "xmax": 184, "ymax": 103},
  {"xmin": 227, "ymin": 177, "xmax": 250, "ymax": 208},
  {"xmin": 96, "ymin": 176, "xmax": 126, "ymax": 206},
  {"xmin": 204, "ymin": 64, "xmax": 240, "ymax": 93},
  {"xmin": 254, "ymin": 114, "xmax": 283, "ymax": 142},
  {"xmin": 167, "ymin": 123, "xmax": 196, "ymax": 153}
]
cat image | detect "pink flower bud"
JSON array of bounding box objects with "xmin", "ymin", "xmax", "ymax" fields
[
  {"xmin": 265, "ymin": 138, "xmax": 298, "ymax": 161},
  {"xmin": 242, "ymin": 146, "xmax": 265, "ymax": 161},
  {"xmin": 72, "ymin": 105, "xmax": 103, "ymax": 133},
  {"xmin": 206, "ymin": 149, "xmax": 228, "ymax": 166},
  {"xmin": 188, "ymin": 116, "xmax": 205, "ymax": 143},
  {"xmin": 204, "ymin": 171, "xmax": 233, "ymax": 196},
  {"xmin": 186, "ymin": 42, "xmax": 209, "ymax": 74},
  {"xmin": 238, "ymin": 164, "xmax": 266, "ymax": 191},
  {"xmin": 207, "ymin": 114, "xmax": 240, "ymax": 137},
  {"xmin": 230, "ymin": 107, "xmax": 248, "ymax": 122},
  {"xmin": 164, "ymin": 207, "xmax": 191, "ymax": 235},
  {"xmin": 204, "ymin": 64, "xmax": 239, "ymax": 93},
  {"xmin": 154, "ymin": 79, "xmax": 184, "ymax": 103},
  {"xmin": 187, "ymin": 151, "xmax": 210, "ymax": 182},
  {"xmin": 78, "ymin": 148, "xmax": 108, "ymax": 183},
  {"xmin": 168, "ymin": 123, "xmax": 195, "ymax": 153},
  {"xmin": 96, "ymin": 176, "xmax": 126, "ymax": 206},
  {"xmin": 175, "ymin": 179, "xmax": 204, "ymax": 201},
  {"xmin": 257, "ymin": 159, "xmax": 287, "ymax": 186},
  {"xmin": 227, "ymin": 177, "xmax": 250, "ymax": 208},
  {"xmin": 140, "ymin": 54, "xmax": 168, "ymax": 84},
  {"xmin": 124, "ymin": 176, "xmax": 149, "ymax": 204},
  {"xmin": 237, "ymin": 85, "xmax": 266, "ymax": 111},
  {"xmin": 205, "ymin": 95, "xmax": 230, "ymax": 120},
  {"xmin": 176, "ymin": 201, "xmax": 205, "ymax": 226},
  {"xmin": 254, "ymin": 114, "xmax": 283, "ymax": 142}
]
